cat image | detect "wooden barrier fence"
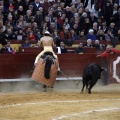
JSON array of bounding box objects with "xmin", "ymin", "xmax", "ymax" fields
[{"xmin": 0, "ymin": 53, "xmax": 120, "ymax": 84}]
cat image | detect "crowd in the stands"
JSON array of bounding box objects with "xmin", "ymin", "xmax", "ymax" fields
[{"xmin": 0, "ymin": 0, "xmax": 120, "ymax": 54}]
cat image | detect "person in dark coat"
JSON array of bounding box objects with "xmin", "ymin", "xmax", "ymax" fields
[
  {"xmin": 56, "ymin": 41, "xmax": 67, "ymax": 53},
  {"xmin": 74, "ymin": 43, "xmax": 84, "ymax": 54},
  {"xmin": 0, "ymin": 40, "xmax": 9, "ymax": 54},
  {"xmin": 30, "ymin": 0, "xmax": 42, "ymax": 14},
  {"xmin": 102, "ymin": 1, "xmax": 113, "ymax": 27}
]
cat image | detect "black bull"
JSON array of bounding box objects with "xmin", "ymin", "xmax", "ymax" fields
[{"xmin": 81, "ymin": 63, "xmax": 105, "ymax": 94}]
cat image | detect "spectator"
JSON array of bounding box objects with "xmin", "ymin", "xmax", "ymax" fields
[
  {"xmin": 47, "ymin": 9, "xmax": 54, "ymax": 23},
  {"xmin": 42, "ymin": 0, "xmax": 51, "ymax": 16},
  {"xmin": 83, "ymin": 39, "xmax": 93, "ymax": 47},
  {"xmin": 57, "ymin": 12, "xmax": 66, "ymax": 31},
  {"xmin": 28, "ymin": 5, "xmax": 34, "ymax": 16},
  {"xmin": 96, "ymin": 29, "xmax": 105, "ymax": 41},
  {"xmin": 86, "ymin": 29, "xmax": 96, "ymax": 41},
  {"xmin": 0, "ymin": 40, "xmax": 9, "ymax": 54},
  {"xmin": 93, "ymin": 39, "xmax": 105, "ymax": 51},
  {"xmin": 24, "ymin": 10, "xmax": 32, "ymax": 22},
  {"xmin": 74, "ymin": 42, "xmax": 84, "ymax": 54},
  {"xmin": 52, "ymin": 29, "xmax": 61, "ymax": 46},
  {"xmin": 4, "ymin": 28, "xmax": 16, "ymax": 40},
  {"xmin": 34, "ymin": 10, "xmax": 43, "ymax": 28},
  {"xmin": 32, "ymin": 22, "xmax": 38, "ymax": 34},
  {"xmin": 112, "ymin": 7, "xmax": 120, "ymax": 28},
  {"xmin": 17, "ymin": 29, "xmax": 26, "ymax": 40},
  {"xmin": 21, "ymin": 38, "xmax": 31, "ymax": 47},
  {"xmin": 30, "ymin": 0, "xmax": 42, "ymax": 14},
  {"xmin": 0, "ymin": 28, "xmax": 5, "ymax": 40},
  {"xmin": 17, "ymin": 6, "xmax": 25, "ymax": 16},
  {"xmin": 35, "ymin": 29, "xmax": 42, "ymax": 41},
  {"xmin": 101, "ymin": 22, "xmax": 107, "ymax": 34},
  {"xmin": 64, "ymin": 6, "xmax": 73, "ymax": 22},
  {"xmin": 59, "ymin": 27, "xmax": 70, "ymax": 40},
  {"xmin": 89, "ymin": 12, "xmax": 97, "ymax": 26},
  {"xmin": 48, "ymin": 22, "xmax": 56, "ymax": 34},
  {"xmin": 26, "ymin": 30, "xmax": 36, "ymax": 41},
  {"xmin": 115, "ymin": 29, "xmax": 120, "ymax": 41},
  {"xmin": 92, "ymin": 22, "xmax": 99, "ymax": 34},
  {"xmin": 105, "ymin": 29, "xmax": 114, "ymax": 41},
  {"xmin": 102, "ymin": 1, "xmax": 113, "ymax": 27},
  {"xmin": 70, "ymin": 3, "xmax": 77, "ymax": 14},
  {"xmin": 70, "ymin": 12, "xmax": 79, "ymax": 28},
  {"xmin": 113, "ymin": 3, "xmax": 119, "ymax": 15},
  {"xmin": 82, "ymin": 17, "xmax": 91, "ymax": 35},
  {"xmin": 70, "ymin": 29, "xmax": 78, "ymax": 41},
  {"xmin": 107, "ymin": 22, "xmax": 118, "ymax": 35},
  {"xmin": 78, "ymin": 12, "xmax": 87, "ymax": 32},
  {"xmin": 72, "ymin": 23, "xmax": 79, "ymax": 35},
  {"xmin": 7, "ymin": 41, "xmax": 16, "ymax": 54},
  {"xmin": 5, "ymin": 14, "xmax": 16, "ymax": 27},
  {"xmin": 14, "ymin": 0, "xmax": 23, "ymax": 10},
  {"xmin": 23, "ymin": 0, "xmax": 31, "ymax": 13},
  {"xmin": 56, "ymin": 41, "xmax": 68, "ymax": 53},
  {"xmin": 63, "ymin": 17, "xmax": 70, "ymax": 30},
  {"xmin": 54, "ymin": 5, "xmax": 63, "ymax": 18},
  {"xmin": 78, "ymin": 31, "xmax": 87, "ymax": 40}
]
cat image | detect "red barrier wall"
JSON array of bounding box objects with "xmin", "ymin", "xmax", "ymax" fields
[{"xmin": 0, "ymin": 53, "xmax": 120, "ymax": 84}]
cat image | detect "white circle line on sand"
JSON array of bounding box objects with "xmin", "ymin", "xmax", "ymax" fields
[
  {"xmin": 52, "ymin": 107, "xmax": 120, "ymax": 120},
  {"xmin": 0, "ymin": 99, "xmax": 120, "ymax": 109}
]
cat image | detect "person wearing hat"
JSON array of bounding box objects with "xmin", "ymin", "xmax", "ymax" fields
[{"xmin": 34, "ymin": 30, "xmax": 61, "ymax": 72}]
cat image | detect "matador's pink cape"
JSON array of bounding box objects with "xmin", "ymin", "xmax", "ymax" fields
[{"xmin": 31, "ymin": 57, "xmax": 58, "ymax": 87}]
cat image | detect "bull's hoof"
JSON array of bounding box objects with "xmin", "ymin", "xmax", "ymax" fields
[
  {"xmin": 43, "ymin": 88, "xmax": 47, "ymax": 92},
  {"xmin": 88, "ymin": 91, "xmax": 91, "ymax": 94}
]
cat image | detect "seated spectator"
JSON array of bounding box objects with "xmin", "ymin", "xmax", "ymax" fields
[
  {"xmin": 92, "ymin": 40, "xmax": 105, "ymax": 50},
  {"xmin": 59, "ymin": 27, "xmax": 70, "ymax": 40},
  {"xmin": 82, "ymin": 17, "xmax": 91, "ymax": 35},
  {"xmin": 74, "ymin": 42, "xmax": 84, "ymax": 54},
  {"xmin": 78, "ymin": 31, "xmax": 87, "ymax": 40},
  {"xmin": 105, "ymin": 29, "xmax": 118, "ymax": 47},
  {"xmin": 101, "ymin": 22, "xmax": 107, "ymax": 34},
  {"xmin": 70, "ymin": 29, "xmax": 78, "ymax": 41},
  {"xmin": 115, "ymin": 29, "xmax": 120, "ymax": 41},
  {"xmin": 56, "ymin": 41, "xmax": 67, "ymax": 53},
  {"xmin": 105, "ymin": 29, "xmax": 114, "ymax": 41},
  {"xmin": 7, "ymin": 41, "xmax": 16, "ymax": 54},
  {"xmin": 21, "ymin": 38, "xmax": 31, "ymax": 47},
  {"xmin": 35, "ymin": 29, "xmax": 42, "ymax": 41},
  {"xmin": 17, "ymin": 29, "xmax": 26, "ymax": 40},
  {"xmin": 26, "ymin": 30, "xmax": 36, "ymax": 41},
  {"xmin": 52, "ymin": 29, "xmax": 61, "ymax": 47},
  {"xmin": 86, "ymin": 29, "xmax": 96, "ymax": 41},
  {"xmin": 83, "ymin": 39, "xmax": 93, "ymax": 47},
  {"xmin": 92, "ymin": 22, "xmax": 99, "ymax": 35},
  {"xmin": 107, "ymin": 22, "xmax": 117, "ymax": 35},
  {"xmin": 4, "ymin": 28, "xmax": 16, "ymax": 40},
  {"xmin": 96, "ymin": 29, "xmax": 105, "ymax": 41},
  {"xmin": 63, "ymin": 17, "xmax": 70, "ymax": 30},
  {"xmin": 0, "ymin": 40, "xmax": 9, "ymax": 54}
]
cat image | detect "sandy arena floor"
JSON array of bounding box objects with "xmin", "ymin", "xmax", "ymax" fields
[{"xmin": 0, "ymin": 84, "xmax": 120, "ymax": 120}]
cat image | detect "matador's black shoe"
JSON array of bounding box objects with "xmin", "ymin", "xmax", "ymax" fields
[{"xmin": 57, "ymin": 70, "xmax": 61, "ymax": 75}]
